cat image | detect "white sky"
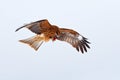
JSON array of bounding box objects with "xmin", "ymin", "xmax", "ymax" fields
[{"xmin": 0, "ymin": 0, "xmax": 120, "ymax": 80}]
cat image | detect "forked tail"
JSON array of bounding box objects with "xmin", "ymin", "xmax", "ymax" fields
[{"xmin": 19, "ymin": 35, "xmax": 44, "ymax": 51}]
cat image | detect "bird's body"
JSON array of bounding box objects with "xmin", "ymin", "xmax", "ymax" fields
[{"xmin": 16, "ymin": 19, "xmax": 90, "ymax": 53}]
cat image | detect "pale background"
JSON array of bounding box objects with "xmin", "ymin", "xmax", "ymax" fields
[{"xmin": 0, "ymin": 0, "xmax": 120, "ymax": 80}]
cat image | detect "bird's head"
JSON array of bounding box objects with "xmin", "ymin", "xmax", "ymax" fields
[
  {"xmin": 48, "ymin": 32, "xmax": 57, "ymax": 42},
  {"xmin": 49, "ymin": 34, "xmax": 58, "ymax": 42}
]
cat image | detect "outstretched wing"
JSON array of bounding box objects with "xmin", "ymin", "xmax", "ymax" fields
[
  {"xmin": 15, "ymin": 19, "xmax": 51, "ymax": 34},
  {"xmin": 57, "ymin": 28, "xmax": 90, "ymax": 53}
]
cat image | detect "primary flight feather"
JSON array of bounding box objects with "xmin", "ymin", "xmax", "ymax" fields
[{"xmin": 15, "ymin": 19, "xmax": 90, "ymax": 53}]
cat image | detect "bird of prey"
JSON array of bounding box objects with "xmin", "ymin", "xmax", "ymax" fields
[{"xmin": 15, "ymin": 19, "xmax": 90, "ymax": 53}]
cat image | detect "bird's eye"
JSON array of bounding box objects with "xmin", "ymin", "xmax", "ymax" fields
[
  {"xmin": 49, "ymin": 36, "xmax": 52, "ymax": 38},
  {"xmin": 56, "ymin": 32, "xmax": 58, "ymax": 35}
]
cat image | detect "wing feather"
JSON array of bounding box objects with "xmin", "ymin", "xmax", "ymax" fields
[
  {"xmin": 57, "ymin": 28, "xmax": 90, "ymax": 53},
  {"xmin": 15, "ymin": 19, "xmax": 51, "ymax": 34}
]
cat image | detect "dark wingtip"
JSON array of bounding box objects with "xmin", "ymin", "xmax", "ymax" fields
[
  {"xmin": 77, "ymin": 37, "xmax": 90, "ymax": 53},
  {"xmin": 15, "ymin": 26, "xmax": 25, "ymax": 32},
  {"xmin": 79, "ymin": 44, "xmax": 84, "ymax": 53},
  {"xmin": 83, "ymin": 37, "xmax": 90, "ymax": 43},
  {"xmin": 76, "ymin": 46, "xmax": 79, "ymax": 52},
  {"xmin": 15, "ymin": 28, "xmax": 19, "ymax": 32}
]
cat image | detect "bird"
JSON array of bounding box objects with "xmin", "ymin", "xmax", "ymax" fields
[{"xmin": 15, "ymin": 19, "xmax": 90, "ymax": 53}]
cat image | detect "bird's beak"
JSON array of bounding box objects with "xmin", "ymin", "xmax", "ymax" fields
[{"xmin": 52, "ymin": 37, "xmax": 57, "ymax": 41}]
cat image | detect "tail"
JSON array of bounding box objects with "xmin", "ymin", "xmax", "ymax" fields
[{"xmin": 19, "ymin": 35, "xmax": 44, "ymax": 51}]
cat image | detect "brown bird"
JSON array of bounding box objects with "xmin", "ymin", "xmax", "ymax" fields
[{"xmin": 15, "ymin": 19, "xmax": 90, "ymax": 53}]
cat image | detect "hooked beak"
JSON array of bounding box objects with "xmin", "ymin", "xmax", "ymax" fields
[{"xmin": 52, "ymin": 36, "xmax": 57, "ymax": 41}]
